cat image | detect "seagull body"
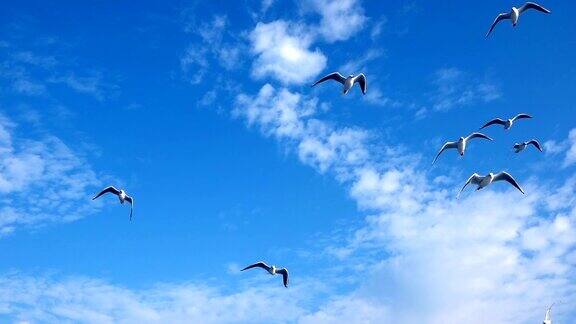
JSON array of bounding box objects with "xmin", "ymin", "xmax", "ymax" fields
[
  {"xmin": 514, "ymin": 139, "xmax": 542, "ymax": 153},
  {"xmin": 312, "ymin": 72, "xmax": 367, "ymax": 95},
  {"xmin": 241, "ymin": 261, "xmax": 289, "ymax": 287},
  {"xmin": 543, "ymin": 303, "xmax": 554, "ymax": 324},
  {"xmin": 92, "ymin": 186, "xmax": 134, "ymax": 220},
  {"xmin": 486, "ymin": 2, "xmax": 551, "ymax": 37},
  {"xmin": 480, "ymin": 113, "xmax": 532, "ymax": 130},
  {"xmin": 433, "ymin": 132, "xmax": 492, "ymax": 164},
  {"xmin": 458, "ymin": 172, "xmax": 525, "ymax": 197}
]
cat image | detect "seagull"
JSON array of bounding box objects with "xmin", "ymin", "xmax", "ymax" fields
[
  {"xmin": 514, "ymin": 139, "xmax": 543, "ymax": 153},
  {"xmin": 543, "ymin": 303, "xmax": 553, "ymax": 324},
  {"xmin": 241, "ymin": 261, "xmax": 289, "ymax": 287},
  {"xmin": 92, "ymin": 186, "xmax": 134, "ymax": 220},
  {"xmin": 458, "ymin": 171, "xmax": 525, "ymax": 198},
  {"xmin": 486, "ymin": 2, "xmax": 551, "ymax": 37},
  {"xmin": 432, "ymin": 132, "xmax": 493, "ymax": 164},
  {"xmin": 312, "ymin": 72, "xmax": 367, "ymax": 95},
  {"xmin": 479, "ymin": 113, "xmax": 532, "ymax": 130}
]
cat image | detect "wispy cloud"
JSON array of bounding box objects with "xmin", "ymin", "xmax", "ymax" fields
[
  {"xmin": 181, "ymin": 15, "xmax": 245, "ymax": 84},
  {"xmin": 430, "ymin": 67, "xmax": 501, "ymax": 112},
  {"xmin": 544, "ymin": 128, "xmax": 576, "ymax": 167},
  {"xmin": 0, "ymin": 273, "xmax": 324, "ymax": 323},
  {"xmin": 48, "ymin": 73, "xmax": 110, "ymax": 100},
  {"xmin": 0, "ymin": 114, "xmax": 101, "ymax": 235}
]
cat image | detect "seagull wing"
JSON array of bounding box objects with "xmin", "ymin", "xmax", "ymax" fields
[
  {"xmin": 125, "ymin": 195, "xmax": 134, "ymax": 220},
  {"xmin": 432, "ymin": 141, "xmax": 458, "ymax": 165},
  {"xmin": 493, "ymin": 172, "xmax": 525, "ymax": 194},
  {"xmin": 353, "ymin": 73, "xmax": 367, "ymax": 94},
  {"xmin": 92, "ymin": 186, "xmax": 121, "ymax": 200},
  {"xmin": 241, "ymin": 262, "xmax": 271, "ymax": 272},
  {"xmin": 479, "ymin": 118, "xmax": 506, "ymax": 130},
  {"xmin": 458, "ymin": 173, "xmax": 482, "ymax": 198},
  {"xmin": 519, "ymin": 2, "xmax": 551, "ymax": 14},
  {"xmin": 275, "ymin": 268, "xmax": 289, "ymax": 287},
  {"xmin": 486, "ymin": 13, "xmax": 511, "ymax": 37},
  {"xmin": 511, "ymin": 113, "xmax": 533, "ymax": 122},
  {"xmin": 527, "ymin": 139, "xmax": 543, "ymax": 152},
  {"xmin": 465, "ymin": 132, "xmax": 493, "ymax": 142},
  {"xmin": 312, "ymin": 72, "xmax": 346, "ymax": 87}
]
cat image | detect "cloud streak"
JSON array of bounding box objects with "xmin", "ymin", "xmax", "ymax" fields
[{"xmin": 0, "ymin": 114, "xmax": 101, "ymax": 235}]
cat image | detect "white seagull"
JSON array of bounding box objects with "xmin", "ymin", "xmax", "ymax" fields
[
  {"xmin": 433, "ymin": 132, "xmax": 493, "ymax": 164},
  {"xmin": 514, "ymin": 139, "xmax": 542, "ymax": 153},
  {"xmin": 543, "ymin": 303, "xmax": 554, "ymax": 324},
  {"xmin": 241, "ymin": 261, "xmax": 289, "ymax": 287},
  {"xmin": 458, "ymin": 171, "xmax": 525, "ymax": 198},
  {"xmin": 479, "ymin": 113, "xmax": 532, "ymax": 130},
  {"xmin": 312, "ymin": 72, "xmax": 367, "ymax": 95},
  {"xmin": 486, "ymin": 2, "xmax": 551, "ymax": 37},
  {"xmin": 92, "ymin": 186, "xmax": 134, "ymax": 220}
]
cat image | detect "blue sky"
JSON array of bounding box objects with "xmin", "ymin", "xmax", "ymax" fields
[{"xmin": 0, "ymin": 0, "xmax": 575, "ymax": 323}]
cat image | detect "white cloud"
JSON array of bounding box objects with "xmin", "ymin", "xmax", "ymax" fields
[
  {"xmin": 0, "ymin": 114, "xmax": 101, "ymax": 234},
  {"xmin": 49, "ymin": 73, "xmax": 108, "ymax": 100},
  {"xmin": 181, "ymin": 15, "xmax": 244, "ymax": 85},
  {"xmin": 564, "ymin": 129, "xmax": 576, "ymax": 167},
  {"xmin": 261, "ymin": 0, "xmax": 275, "ymax": 14},
  {"xmin": 234, "ymin": 84, "xmax": 368, "ymax": 175},
  {"xmin": 431, "ymin": 67, "xmax": 501, "ymax": 111},
  {"xmin": 543, "ymin": 128, "xmax": 576, "ymax": 168},
  {"xmin": 249, "ymin": 21, "xmax": 327, "ymax": 85},
  {"xmin": 233, "ymin": 85, "xmax": 576, "ymax": 322},
  {"xmin": 308, "ymin": 0, "xmax": 366, "ymax": 43},
  {"xmin": 0, "ymin": 273, "xmax": 333, "ymax": 324}
]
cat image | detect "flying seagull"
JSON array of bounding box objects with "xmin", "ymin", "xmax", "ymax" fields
[
  {"xmin": 543, "ymin": 303, "xmax": 554, "ymax": 324},
  {"xmin": 92, "ymin": 186, "xmax": 134, "ymax": 220},
  {"xmin": 432, "ymin": 132, "xmax": 493, "ymax": 164},
  {"xmin": 479, "ymin": 113, "xmax": 532, "ymax": 130},
  {"xmin": 241, "ymin": 261, "xmax": 289, "ymax": 287},
  {"xmin": 486, "ymin": 2, "xmax": 551, "ymax": 37},
  {"xmin": 458, "ymin": 172, "xmax": 525, "ymax": 198},
  {"xmin": 312, "ymin": 72, "xmax": 367, "ymax": 95},
  {"xmin": 514, "ymin": 139, "xmax": 542, "ymax": 153}
]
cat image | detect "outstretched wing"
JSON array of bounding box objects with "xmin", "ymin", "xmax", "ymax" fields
[
  {"xmin": 466, "ymin": 132, "xmax": 493, "ymax": 142},
  {"xmin": 353, "ymin": 73, "xmax": 367, "ymax": 94},
  {"xmin": 512, "ymin": 113, "xmax": 533, "ymax": 122},
  {"xmin": 486, "ymin": 13, "xmax": 511, "ymax": 37},
  {"xmin": 125, "ymin": 196, "xmax": 134, "ymax": 220},
  {"xmin": 92, "ymin": 186, "xmax": 121, "ymax": 200},
  {"xmin": 519, "ymin": 2, "xmax": 551, "ymax": 14},
  {"xmin": 432, "ymin": 141, "xmax": 458, "ymax": 165},
  {"xmin": 479, "ymin": 118, "xmax": 506, "ymax": 130},
  {"xmin": 275, "ymin": 268, "xmax": 289, "ymax": 287},
  {"xmin": 493, "ymin": 172, "xmax": 525, "ymax": 194},
  {"xmin": 458, "ymin": 173, "xmax": 482, "ymax": 198},
  {"xmin": 527, "ymin": 140, "xmax": 543, "ymax": 152},
  {"xmin": 241, "ymin": 262, "xmax": 271, "ymax": 272},
  {"xmin": 312, "ymin": 72, "xmax": 346, "ymax": 87}
]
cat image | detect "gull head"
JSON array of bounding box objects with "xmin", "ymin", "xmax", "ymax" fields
[{"xmin": 269, "ymin": 265, "xmax": 276, "ymax": 275}]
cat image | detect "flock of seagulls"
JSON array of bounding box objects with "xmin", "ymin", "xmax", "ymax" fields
[
  {"xmin": 86, "ymin": 2, "xmax": 558, "ymax": 320},
  {"xmin": 439, "ymin": 112, "xmax": 539, "ymax": 198}
]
